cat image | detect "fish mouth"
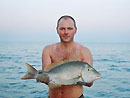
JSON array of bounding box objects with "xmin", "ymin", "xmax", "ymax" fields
[{"xmin": 96, "ymin": 73, "xmax": 101, "ymax": 79}]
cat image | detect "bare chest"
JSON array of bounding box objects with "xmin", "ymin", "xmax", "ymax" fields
[{"xmin": 50, "ymin": 47, "xmax": 82, "ymax": 63}]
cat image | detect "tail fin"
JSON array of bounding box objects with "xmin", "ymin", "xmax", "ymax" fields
[{"xmin": 21, "ymin": 63, "xmax": 37, "ymax": 80}]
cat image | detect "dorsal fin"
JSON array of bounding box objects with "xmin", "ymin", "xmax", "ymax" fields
[{"xmin": 46, "ymin": 59, "xmax": 80, "ymax": 71}]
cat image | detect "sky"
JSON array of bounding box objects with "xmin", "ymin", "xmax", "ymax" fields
[{"xmin": 0, "ymin": 0, "xmax": 130, "ymax": 43}]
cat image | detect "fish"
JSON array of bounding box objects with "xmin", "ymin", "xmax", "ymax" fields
[{"xmin": 21, "ymin": 60, "xmax": 101, "ymax": 88}]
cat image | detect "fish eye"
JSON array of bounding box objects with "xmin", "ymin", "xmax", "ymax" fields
[{"xmin": 88, "ymin": 68, "xmax": 92, "ymax": 71}]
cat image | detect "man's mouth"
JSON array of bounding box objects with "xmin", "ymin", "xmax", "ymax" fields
[{"xmin": 63, "ymin": 36, "xmax": 69, "ymax": 39}]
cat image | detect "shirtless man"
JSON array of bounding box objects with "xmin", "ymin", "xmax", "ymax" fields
[{"xmin": 42, "ymin": 15, "xmax": 93, "ymax": 98}]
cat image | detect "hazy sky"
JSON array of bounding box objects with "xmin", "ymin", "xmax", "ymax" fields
[{"xmin": 0, "ymin": 0, "xmax": 130, "ymax": 43}]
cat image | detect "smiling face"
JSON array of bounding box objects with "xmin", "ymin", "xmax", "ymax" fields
[{"xmin": 57, "ymin": 18, "xmax": 77, "ymax": 43}]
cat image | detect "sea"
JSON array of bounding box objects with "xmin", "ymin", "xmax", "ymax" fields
[{"xmin": 0, "ymin": 42, "xmax": 130, "ymax": 98}]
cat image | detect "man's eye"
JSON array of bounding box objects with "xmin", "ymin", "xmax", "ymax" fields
[
  {"xmin": 68, "ymin": 28, "xmax": 73, "ymax": 30},
  {"xmin": 60, "ymin": 28, "xmax": 64, "ymax": 30}
]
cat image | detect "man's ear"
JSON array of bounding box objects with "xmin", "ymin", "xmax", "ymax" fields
[
  {"xmin": 75, "ymin": 27, "xmax": 77, "ymax": 34},
  {"xmin": 56, "ymin": 27, "xmax": 59, "ymax": 34}
]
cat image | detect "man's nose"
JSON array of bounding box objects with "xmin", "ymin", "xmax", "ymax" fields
[{"xmin": 64, "ymin": 29, "xmax": 68, "ymax": 34}]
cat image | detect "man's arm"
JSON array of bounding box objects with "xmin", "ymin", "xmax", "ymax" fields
[
  {"xmin": 82, "ymin": 47, "xmax": 93, "ymax": 66},
  {"xmin": 82, "ymin": 47, "xmax": 93, "ymax": 87},
  {"xmin": 42, "ymin": 46, "xmax": 52, "ymax": 70},
  {"xmin": 41, "ymin": 46, "xmax": 52, "ymax": 85}
]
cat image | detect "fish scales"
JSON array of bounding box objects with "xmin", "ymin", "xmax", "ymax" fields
[
  {"xmin": 47, "ymin": 61, "xmax": 83, "ymax": 85},
  {"xmin": 21, "ymin": 60, "xmax": 101, "ymax": 88}
]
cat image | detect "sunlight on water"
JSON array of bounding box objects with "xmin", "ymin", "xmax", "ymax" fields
[{"xmin": 0, "ymin": 43, "xmax": 130, "ymax": 98}]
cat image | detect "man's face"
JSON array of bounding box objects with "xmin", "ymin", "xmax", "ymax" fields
[{"xmin": 57, "ymin": 18, "xmax": 77, "ymax": 43}]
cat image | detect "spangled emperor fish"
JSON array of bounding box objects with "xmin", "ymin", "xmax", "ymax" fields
[{"xmin": 21, "ymin": 60, "xmax": 101, "ymax": 88}]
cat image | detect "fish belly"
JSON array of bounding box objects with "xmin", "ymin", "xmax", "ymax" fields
[{"xmin": 48, "ymin": 64, "xmax": 82, "ymax": 85}]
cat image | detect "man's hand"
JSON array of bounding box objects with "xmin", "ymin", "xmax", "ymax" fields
[
  {"xmin": 85, "ymin": 82, "xmax": 93, "ymax": 87},
  {"xmin": 77, "ymin": 81, "xmax": 93, "ymax": 87}
]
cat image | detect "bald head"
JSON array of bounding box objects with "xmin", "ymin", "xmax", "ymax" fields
[{"xmin": 57, "ymin": 15, "xmax": 77, "ymax": 28}]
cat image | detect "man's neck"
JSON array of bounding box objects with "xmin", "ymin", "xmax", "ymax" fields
[{"xmin": 60, "ymin": 41, "xmax": 75, "ymax": 50}]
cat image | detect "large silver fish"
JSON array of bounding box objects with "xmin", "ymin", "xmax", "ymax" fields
[{"xmin": 21, "ymin": 60, "xmax": 101, "ymax": 88}]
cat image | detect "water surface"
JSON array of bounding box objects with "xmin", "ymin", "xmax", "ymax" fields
[{"xmin": 0, "ymin": 42, "xmax": 130, "ymax": 98}]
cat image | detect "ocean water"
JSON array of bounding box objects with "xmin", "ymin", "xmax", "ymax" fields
[{"xmin": 0, "ymin": 42, "xmax": 130, "ymax": 98}]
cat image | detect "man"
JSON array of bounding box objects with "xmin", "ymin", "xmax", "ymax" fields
[{"xmin": 42, "ymin": 15, "xmax": 93, "ymax": 98}]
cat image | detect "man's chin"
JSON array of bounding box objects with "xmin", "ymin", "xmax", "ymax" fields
[{"xmin": 61, "ymin": 39, "xmax": 72, "ymax": 43}]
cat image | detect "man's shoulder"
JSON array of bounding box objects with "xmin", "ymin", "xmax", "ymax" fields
[
  {"xmin": 45, "ymin": 43, "xmax": 58, "ymax": 48},
  {"xmin": 75, "ymin": 42, "xmax": 89, "ymax": 51},
  {"xmin": 43, "ymin": 43, "xmax": 58, "ymax": 51}
]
